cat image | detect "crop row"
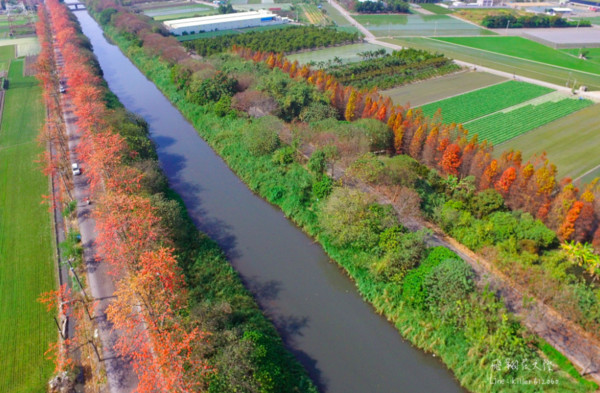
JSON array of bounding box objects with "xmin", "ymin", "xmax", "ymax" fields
[
  {"xmin": 465, "ymin": 98, "xmax": 593, "ymax": 146},
  {"xmin": 419, "ymin": 81, "xmax": 553, "ymax": 124}
]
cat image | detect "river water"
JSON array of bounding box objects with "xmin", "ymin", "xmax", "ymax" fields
[{"xmin": 72, "ymin": 9, "xmax": 465, "ymax": 393}]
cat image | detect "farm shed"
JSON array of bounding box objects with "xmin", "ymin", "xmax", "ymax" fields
[{"xmin": 163, "ymin": 10, "xmax": 290, "ymax": 35}]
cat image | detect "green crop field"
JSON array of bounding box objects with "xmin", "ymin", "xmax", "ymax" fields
[
  {"xmin": 383, "ymin": 37, "xmax": 600, "ymax": 90},
  {"xmin": 419, "ymin": 80, "xmax": 553, "ymax": 123},
  {"xmin": 434, "ymin": 36, "xmax": 600, "ymax": 75},
  {"xmin": 562, "ymin": 47, "xmax": 600, "ymax": 67},
  {"xmin": 498, "ymin": 104, "xmax": 600, "ymax": 180},
  {"xmin": 0, "ymin": 58, "xmax": 55, "ymax": 393},
  {"xmin": 465, "ymin": 97, "xmax": 593, "ymax": 146},
  {"xmin": 287, "ymin": 43, "xmax": 390, "ymax": 65},
  {"xmin": 354, "ymin": 14, "xmax": 495, "ymax": 36},
  {"xmin": 383, "ymin": 71, "xmax": 506, "ymax": 107},
  {"xmin": 418, "ymin": 3, "xmax": 454, "ymax": 14}
]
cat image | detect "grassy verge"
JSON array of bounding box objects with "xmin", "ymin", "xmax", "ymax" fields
[
  {"xmin": 537, "ymin": 339, "xmax": 599, "ymax": 391},
  {"xmin": 101, "ymin": 23, "xmax": 596, "ymax": 393},
  {"xmin": 0, "ymin": 57, "xmax": 55, "ymax": 393}
]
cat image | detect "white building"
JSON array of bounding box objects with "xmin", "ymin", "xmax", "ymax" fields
[{"xmin": 163, "ymin": 10, "xmax": 290, "ymax": 35}]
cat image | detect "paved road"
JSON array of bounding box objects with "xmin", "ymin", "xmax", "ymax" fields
[{"xmin": 51, "ymin": 22, "xmax": 137, "ymax": 393}]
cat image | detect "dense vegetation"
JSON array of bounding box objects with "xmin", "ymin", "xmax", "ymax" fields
[
  {"xmin": 183, "ymin": 25, "xmax": 360, "ymax": 56},
  {"xmin": 355, "ymin": 0, "xmax": 409, "ymax": 14},
  {"xmin": 326, "ymin": 48, "xmax": 460, "ymax": 89},
  {"xmin": 87, "ymin": 2, "xmax": 599, "ymax": 391},
  {"xmin": 482, "ymin": 14, "xmax": 591, "ymax": 28},
  {"xmin": 45, "ymin": 2, "xmax": 317, "ymax": 391},
  {"xmin": 465, "ymin": 98, "xmax": 594, "ymax": 146},
  {"xmin": 419, "ymin": 81, "xmax": 553, "ymax": 124}
]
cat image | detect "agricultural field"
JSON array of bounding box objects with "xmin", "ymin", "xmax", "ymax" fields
[
  {"xmin": 382, "ymin": 70, "xmax": 506, "ymax": 107},
  {"xmin": 287, "ymin": 42, "xmax": 389, "ymax": 65},
  {"xmin": 234, "ymin": 3, "xmax": 293, "ymax": 10},
  {"xmin": 464, "ymin": 96, "xmax": 593, "ymax": 146},
  {"xmin": 299, "ymin": 3, "xmax": 329, "ymax": 25},
  {"xmin": 321, "ymin": 2, "xmax": 359, "ymax": 32},
  {"xmin": 419, "ymin": 80, "xmax": 553, "ymax": 124},
  {"xmin": 382, "ymin": 37, "xmax": 600, "ymax": 90},
  {"xmin": 0, "ymin": 58, "xmax": 55, "ymax": 393},
  {"xmin": 177, "ymin": 24, "xmax": 292, "ymax": 41},
  {"xmin": 353, "ymin": 14, "xmax": 495, "ymax": 37},
  {"xmin": 417, "ymin": 3, "xmax": 454, "ymax": 15},
  {"xmin": 499, "ymin": 104, "xmax": 600, "ymax": 181},
  {"xmin": 434, "ymin": 36, "xmax": 600, "ymax": 75},
  {"xmin": 452, "ymin": 8, "xmax": 525, "ymax": 24},
  {"xmin": 562, "ymin": 47, "xmax": 600, "ymax": 67}
]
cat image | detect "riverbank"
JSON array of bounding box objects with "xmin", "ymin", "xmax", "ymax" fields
[{"xmin": 89, "ymin": 9, "xmax": 594, "ymax": 393}]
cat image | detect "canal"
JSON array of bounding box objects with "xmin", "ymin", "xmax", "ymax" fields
[{"xmin": 72, "ymin": 9, "xmax": 465, "ymax": 393}]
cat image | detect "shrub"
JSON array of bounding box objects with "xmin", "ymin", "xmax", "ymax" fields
[
  {"xmin": 402, "ymin": 247, "xmax": 458, "ymax": 308},
  {"xmin": 299, "ymin": 101, "xmax": 339, "ymax": 123},
  {"xmin": 319, "ymin": 188, "xmax": 396, "ymax": 249},
  {"xmin": 424, "ymin": 258, "xmax": 475, "ymax": 316},
  {"xmin": 312, "ymin": 176, "xmax": 333, "ymax": 200},
  {"xmin": 469, "ymin": 188, "xmax": 505, "ymax": 219},
  {"xmin": 373, "ymin": 229, "xmax": 427, "ymax": 282},
  {"xmin": 244, "ymin": 116, "xmax": 282, "ymax": 156}
]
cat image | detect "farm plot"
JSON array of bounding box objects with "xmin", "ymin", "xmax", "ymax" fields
[
  {"xmin": 353, "ymin": 14, "xmax": 495, "ymax": 37},
  {"xmin": 383, "ymin": 37, "xmax": 600, "ymax": 90},
  {"xmin": 417, "ymin": 3, "xmax": 454, "ymax": 15},
  {"xmin": 434, "ymin": 36, "xmax": 600, "ymax": 75},
  {"xmin": 419, "ymin": 80, "xmax": 553, "ymax": 124},
  {"xmin": 382, "ymin": 71, "xmax": 506, "ymax": 107},
  {"xmin": 465, "ymin": 97, "xmax": 593, "ymax": 146},
  {"xmin": 499, "ymin": 104, "xmax": 600, "ymax": 180},
  {"xmin": 0, "ymin": 59, "xmax": 55, "ymax": 393},
  {"xmin": 300, "ymin": 4, "xmax": 329, "ymax": 25},
  {"xmin": 287, "ymin": 43, "xmax": 390, "ymax": 65}
]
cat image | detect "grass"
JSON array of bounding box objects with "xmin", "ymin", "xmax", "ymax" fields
[
  {"xmin": 452, "ymin": 8, "xmax": 525, "ymax": 24},
  {"xmin": 536, "ymin": 339, "xmax": 599, "ymax": 391},
  {"xmin": 286, "ymin": 43, "xmax": 390, "ymax": 65},
  {"xmin": 0, "ymin": 59, "xmax": 55, "ymax": 393},
  {"xmin": 382, "ymin": 70, "xmax": 506, "ymax": 107},
  {"xmin": 419, "ymin": 80, "xmax": 553, "ymax": 124},
  {"xmin": 562, "ymin": 47, "xmax": 600, "ymax": 67},
  {"xmin": 464, "ymin": 97, "xmax": 593, "ymax": 146},
  {"xmin": 434, "ymin": 36, "xmax": 600, "ymax": 75},
  {"xmin": 418, "ymin": 3, "xmax": 454, "ymax": 15},
  {"xmin": 354, "ymin": 14, "xmax": 495, "ymax": 36},
  {"xmin": 0, "ymin": 44, "xmax": 13, "ymax": 72},
  {"xmin": 383, "ymin": 37, "xmax": 600, "ymax": 90},
  {"xmin": 498, "ymin": 103, "xmax": 600, "ymax": 180}
]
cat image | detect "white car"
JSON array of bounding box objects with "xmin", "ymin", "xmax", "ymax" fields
[{"xmin": 72, "ymin": 163, "xmax": 81, "ymax": 176}]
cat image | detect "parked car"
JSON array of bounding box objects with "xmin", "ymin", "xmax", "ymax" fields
[
  {"xmin": 72, "ymin": 163, "xmax": 81, "ymax": 176},
  {"xmin": 59, "ymin": 86, "xmax": 66, "ymax": 94}
]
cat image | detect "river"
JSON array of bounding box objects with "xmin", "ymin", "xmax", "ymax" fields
[{"xmin": 72, "ymin": 9, "xmax": 465, "ymax": 393}]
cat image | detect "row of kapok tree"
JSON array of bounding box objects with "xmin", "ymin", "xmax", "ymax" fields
[
  {"xmin": 40, "ymin": 1, "xmax": 209, "ymax": 391},
  {"xmin": 234, "ymin": 46, "xmax": 600, "ymax": 249}
]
